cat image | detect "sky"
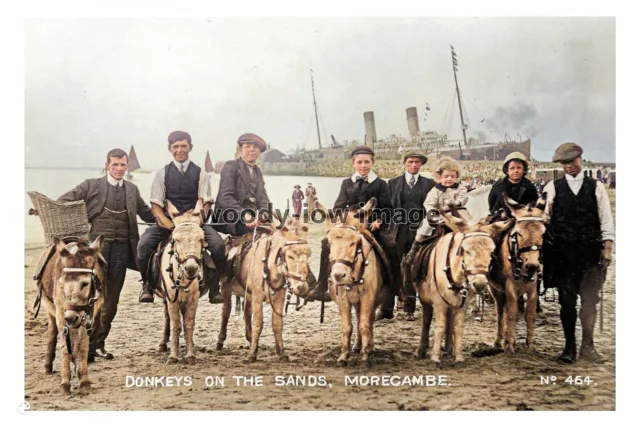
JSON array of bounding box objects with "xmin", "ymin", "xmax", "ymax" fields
[{"xmin": 24, "ymin": 17, "xmax": 615, "ymax": 169}]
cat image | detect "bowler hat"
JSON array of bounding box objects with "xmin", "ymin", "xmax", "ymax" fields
[{"xmin": 552, "ymin": 142, "xmax": 583, "ymax": 162}]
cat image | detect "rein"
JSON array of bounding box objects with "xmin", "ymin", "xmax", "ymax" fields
[
  {"xmin": 327, "ymin": 225, "xmax": 373, "ymax": 293},
  {"xmin": 434, "ymin": 232, "xmax": 492, "ymax": 309},
  {"xmin": 61, "ymin": 266, "xmax": 101, "ymax": 356},
  {"xmin": 507, "ymin": 217, "xmax": 544, "ymax": 282}
]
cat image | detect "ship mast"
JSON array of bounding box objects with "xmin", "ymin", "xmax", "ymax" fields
[
  {"xmin": 451, "ymin": 45, "xmax": 468, "ymax": 147},
  {"xmin": 310, "ymin": 69, "xmax": 322, "ymax": 150}
]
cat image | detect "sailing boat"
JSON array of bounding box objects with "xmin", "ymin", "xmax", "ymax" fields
[
  {"xmin": 204, "ymin": 150, "xmax": 215, "ymax": 174},
  {"xmin": 126, "ymin": 145, "xmax": 141, "ymax": 180}
]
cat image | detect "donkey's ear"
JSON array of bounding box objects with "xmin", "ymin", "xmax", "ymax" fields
[
  {"xmin": 90, "ymin": 235, "xmax": 104, "ymax": 252},
  {"xmin": 166, "ymin": 201, "xmax": 180, "ymax": 220},
  {"xmin": 55, "ymin": 238, "xmax": 70, "ymax": 257},
  {"xmin": 441, "ymin": 212, "xmax": 468, "ymax": 233},
  {"xmin": 488, "ymin": 218, "xmax": 514, "ymax": 239}
]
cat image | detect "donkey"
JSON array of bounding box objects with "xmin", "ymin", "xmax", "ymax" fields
[
  {"xmin": 318, "ymin": 198, "xmax": 384, "ymax": 367},
  {"xmin": 157, "ymin": 200, "xmax": 206, "ymax": 364},
  {"xmin": 216, "ymin": 217, "xmax": 311, "ymax": 363},
  {"xmin": 414, "ymin": 214, "xmax": 512, "ymax": 366},
  {"xmin": 487, "ymin": 194, "xmax": 547, "ymax": 354},
  {"xmin": 38, "ymin": 236, "xmax": 106, "ymax": 394}
]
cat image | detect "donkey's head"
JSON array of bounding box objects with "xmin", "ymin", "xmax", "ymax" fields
[
  {"xmin": 346, "ymin": 197, "xmax": 377, "ymax": 228},
  {"xmin": 450, "ymin": 218, "xmax": 513, "ymax": 295},
  {"xmin": 166, "ymin": 200, "xmax": 205, "ymax": 280},
  {"xmin": 55, "ymin": 236, "xmax": 106, "ymax": 328},
  {"xmin": 274, "ymin": 217, "xmax": 312, "ymax": 296},
  {"xmin": 502, "ymin": 192, "xmax": 547, "ymax": 281}
]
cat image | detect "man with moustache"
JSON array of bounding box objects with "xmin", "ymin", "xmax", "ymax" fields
[
  {"xmin": 58, "ymin": 148, "xmax": 155, "ymax": 361},
  {"xmin": 213, "ymin": 133, "xmax": 272, "ymax": 236},
  {"xmin": 305, "ymin": 145, "xmax": 402, "ymax": 305},
  {"xmin": 137, "ymin": 131, "xmax": 227, "ymax": 304},
  {"xmin": 380, "ymin": 152, "xmax": 435, "ymax": 321},
  {"xmin": 542, "ymin": 143, "xmax": 614, "ymax": 364}
]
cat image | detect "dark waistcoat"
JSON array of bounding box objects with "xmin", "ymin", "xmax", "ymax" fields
[{"xmin": 164, "ymin": 162, "xmax": 201, "ymax": 214}]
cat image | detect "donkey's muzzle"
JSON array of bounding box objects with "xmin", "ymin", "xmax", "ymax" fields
[{"xmin": 64, "ymin": 310, "xmax": 82, "ymax": 328}]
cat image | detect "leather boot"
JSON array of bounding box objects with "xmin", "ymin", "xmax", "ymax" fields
[
  {"xmin": 305, "ymin": 240, "xmax": 331, "ymax": 302},
  {"xmin": 557, "ymin": 305, "xmax": 577, "ymax": 363},
  {"xmin": 208, "ymin": 267, "xmax": 224, "ymax": 304},
  {"xmin": 139, "ymin": 272, "xmax": 154, "ymax": 303}
]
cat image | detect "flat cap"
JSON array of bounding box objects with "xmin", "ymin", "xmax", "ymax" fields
[
  {"xmin": 552, "ymin": 142, "xmax": 583, "ymax": 162},
  {"xmin": 403, "ymin": 151, "xmax": 428, "ymax": 165},
  {"xmin": 351, "ymin": 145, "xmax": 375, "ymax": 157},
  {"xmin": 237, "ymin": 133, "xmax": 267, "ymax": 152}
]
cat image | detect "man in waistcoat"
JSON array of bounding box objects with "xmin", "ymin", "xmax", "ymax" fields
[
  {"xmin": 58, "ymin": 148, "xmax": 155, "ymax": 361},
  {"xmin": 213, "ymin": 133, "xmax": 271, "ymax": 236},
  {"xmin": 137, "ymin": 131, "xmax": 227, "ymax": 304},
  {"xmin": 381, "ymin": 152, "xmax": 434, "ymax": 321},
  {"xmin": 542, "ymin": 142, "xmax": 614, "ymax": 363}
]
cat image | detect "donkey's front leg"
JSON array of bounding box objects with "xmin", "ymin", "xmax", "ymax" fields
[
  {"xmin": 272, "ymin": 291, "xmax": 289, "ymax": 362},
  {"xmin": 491, "ymin": 287, "xmax": 507, "ymax": 349},
  {"xmin": 246, "ymin": 295, "xmax": 264, "ymax": 363},
  {"xmin": 430, "ymin": 304, "xmax": 447, "ymax": 367},
  {"xmin": 159, "ymin": 300, "xmax": 170, "ymax": 352},
  {"xmin": 337, "ymin": 300, "xmax": 353, "ymax": 367},
  {"xmin": 504, "ymin": 284, "xmax": 519, "ymax": 354},
  {"xmin": 167, "ymin": 301, "xmax": 181, "ymax": 364},
  {"xmin": 352, "ymin": 303, "xmax": 362, "ymax": 353},
  {"xmin": 216, "ymin": 289, "xmax": 233, "ymax": 351},
  {"xmin": 244, "ymin": 297, "xmax": 252, "ymax": 343},
  {"xmin": 359, "ymin": 302, "xmax": 375, "ymax": 367},
  {"xmin": 452, "ymin": 307, "xmax": 466, "ymax": 364},
  {"xmin": 77, "ymin": 332, "xmax": 91, "ymax": 391},
  {"xmin": 45, "ymin": 313, "xmax": 58, "ymax": 374},
  {"xmin": 416, "ymin": 301, "xmax": 433, "ymax": 359},
  {"xmin": 183, "ymin": 296, "xmax": 198, "ymax": 365},
  {"xmin": 56, "ymin": 316, "xmax": 71, "ymax": 394},
  {"xmin": 525, "ymin": 285, "xmax": 538, "ymax": 349}
]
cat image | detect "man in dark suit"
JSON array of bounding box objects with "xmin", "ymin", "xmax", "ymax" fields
[
  {"xmin": 306, "ymin": 145, "xmax": 402, "ymax": 305},
  {"xmin": 137, "ymin": 131, "xmax": 227, "ymax": 304},
  {"xmin": 213, "ymin": 133, "xmax": 271, "ymax": 236},
  {"xmin": 58, "ymin": 148, "xmax": 155, "ymax": 361},
  {"xmin": 383, "ymin": 152, "xmax": 435, "ymax": 320}
]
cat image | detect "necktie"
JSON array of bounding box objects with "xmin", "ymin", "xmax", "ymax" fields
[
  {"xmin": 409, "ymin": 175, "xmax": 416, "ymax": 188},
  {"xmin": 356, "ymin": 175, "xmax": 368, "ymax": 183},
  {"xmin": 180, "ymin": 163, "xmax": 185, "ymax": 174}
]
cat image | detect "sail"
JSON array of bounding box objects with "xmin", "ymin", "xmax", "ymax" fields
[
  {"xmin": 204, "ymin": 150, "xmax": 214, "ymax": 173},
  {"xmin": 128, "ymin": 145, "xmax": 141, "ymax": 171}
]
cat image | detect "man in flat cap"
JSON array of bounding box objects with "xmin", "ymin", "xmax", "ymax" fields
[
  {"xmin": 306, "ymin": 145, "xmax": 402, "ymax": 304},
  {"xmin": 137, "ymin": 131, "xmax": 227, "ymax": 304},
  {"xmin": 542, "ymin": 142, "xmax": 614, "ymax": 363},
  {"xmin": 58, "ymin": 148, "xmax": 155, "ymax": 361},
  {"xmin": 380, "ymin": 152, "xmax": 435, "ymax": 321},
  {"xmin": 213, "ymin": 133, "xmax": 271, "ymax": 236}
]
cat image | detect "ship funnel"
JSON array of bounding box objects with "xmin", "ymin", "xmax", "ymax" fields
[
  {"xmin": 406, "ymin": 107, "xmax": 421, "ymax": 140},
  {"xmin": 364, "ymin": 111, "xmax": 377, "ymax": 146}
]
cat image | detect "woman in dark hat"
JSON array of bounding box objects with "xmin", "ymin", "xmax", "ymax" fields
[{"xmin": 292, "ymin": 185, "xmax": 304, "ymax": 218}]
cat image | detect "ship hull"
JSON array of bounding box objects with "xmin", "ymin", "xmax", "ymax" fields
[{"xmin": 431, "ymin": 139, "xmax": 531, "ymax": 161}]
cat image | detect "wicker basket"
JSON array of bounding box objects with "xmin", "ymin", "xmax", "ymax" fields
[{"xmin": 27, "ymin": 191, "xmax": 91, "ymax": 245}]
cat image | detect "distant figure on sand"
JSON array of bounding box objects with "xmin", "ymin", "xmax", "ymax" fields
[
  {"xmin": 305, "ymin": 182, "xmax": 317, "ymax": 211},
  {"xmin": 292, "ymin": 185, "xmax": 304, "ymax": 218}
]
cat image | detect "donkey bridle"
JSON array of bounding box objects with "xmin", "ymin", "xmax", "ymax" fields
[
  {"xmin": 327, "ymin": 225, "xmax": 371, "ymax": 292},
  {"xmin": 507, "ymin": 217, "xmax": 544, "ymax": 282},
  {"xmin": 436, "ymin": 231, "xmax": 493, "ymax": 309},
  {"xmin": 61, "ymin": 267, "xmax": 102, "ymax": 356},
  {"xmin": 262, "ymin": 237, "xmax": 310, "ymax": 316},
  {"xmin": 164, "ymin": 222, "xmax": 205, "ymax": 303}
]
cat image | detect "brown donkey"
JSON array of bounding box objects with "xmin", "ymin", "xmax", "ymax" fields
[
  {"xmin": 488, "ymin": 194, "xmax": 547, "ymax": 354},
  {"xmin": 158, "ymin": 200, "xmax": 206, "ymax": 364},
  {"xmin": 415, "ymin": 214, "xmax": 512, "ymax": 366},
  {"xmin": 39, "ymin": 236, "xmax": 106, "ymax": 394},
  {"xmin": 216, "ymin": 217, "xmax": 311, "ymax": 363},
  {"xmin": 319, "ymin": 198, "xmax": 384, "ymax": 366}
]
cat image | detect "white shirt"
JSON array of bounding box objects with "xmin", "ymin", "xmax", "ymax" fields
[
  {"xmin": 150, "ymin": 160, "xmax": 213, "ymax": 207},
  {"xmin": 106, "ymin": 174, "xmax": 124, "ymax": 187},
  {"xmin": 542, "ymin": 173, "xmax": 615, "ymax": 242},
  {"xmin": 350, "ymin": 171, "xmax": 378, "ymax": 183},
  {"xmin": 404, "ymin": 171, "xmax": 419, "ymax": 186}
]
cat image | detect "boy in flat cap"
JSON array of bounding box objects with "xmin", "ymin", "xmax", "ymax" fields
[
  {"xmin": 306, "ymin": 145, "xmax": 402, "ymax": 305},
  {"xmin": 382, "ymin": 152, "xmax": 435, "ymax": 320},
  {"xmin": 488, "ymin": 151, "xmax": 539, "ymax": 215},
  {"xmin": 137, "ymin": 131, "xmax": 227, "ymax": 304},
  {"xmin": 213, "ymin": 133, "xmax": 271, "ymax": 236},
  {"xmin": 542, "ymin": 142, "xmax": 614, "ymax": 363}
]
